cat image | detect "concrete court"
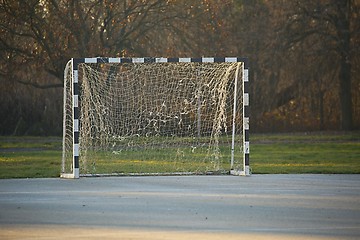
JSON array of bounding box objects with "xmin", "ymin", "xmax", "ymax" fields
[{"xmin": 0, "ymin": 174, "xmax": 359, "ymax": 240}]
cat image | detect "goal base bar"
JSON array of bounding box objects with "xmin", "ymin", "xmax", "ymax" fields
[
  {"xmin": 60, "ymin": 169, "xmax": 251, "ymax": 178},
  {"xmin": 80, "ymin": 171, "xmax": 230, "ymax": 177}
]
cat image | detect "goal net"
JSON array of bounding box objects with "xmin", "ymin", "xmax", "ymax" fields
[{"xmin": 61, "ymin": 57, "xmax": 249, "ymax": 178}]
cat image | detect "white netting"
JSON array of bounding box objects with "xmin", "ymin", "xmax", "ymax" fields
[
  {"xmin": 62, "ymin": 60, "xmax": 74, "ymax": 174},
  {"xmin": 62, "ymin": 61, "xmax": 244, "ymax": 175}
]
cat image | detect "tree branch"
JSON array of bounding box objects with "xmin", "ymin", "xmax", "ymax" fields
[{"xmin": 17, "ymin": 79, "xmax": 63, "ymax": 89}]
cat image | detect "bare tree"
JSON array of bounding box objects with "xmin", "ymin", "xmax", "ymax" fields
[
  {"xmin": 278, "ymin": 0, "xmax": 359, "ymax": 130},
  {"xmin": 0, "ymin": 0, "xmax": 199, "ymax": 134},
  {"xmin": 0, "ymin": 0, "xmax": 185, "ymax": 86}
]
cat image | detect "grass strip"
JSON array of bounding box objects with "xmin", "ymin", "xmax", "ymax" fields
[{"xmin": 0, "ymin": 132, "xmax": 359, "ymax": 178}]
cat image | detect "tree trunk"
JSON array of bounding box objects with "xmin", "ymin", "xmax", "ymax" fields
[
  {"xmin": 339, "ymin": 54, "xmax": 353, "ymax": 130},
  {"xmin": 337, "ymin": 0, "xmax": 353, "ymax": 130}
]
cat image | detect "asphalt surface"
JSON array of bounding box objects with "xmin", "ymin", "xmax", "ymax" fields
[{"xmin": 0, "ymin": 174, "xmax": 359, "ymax": 239}]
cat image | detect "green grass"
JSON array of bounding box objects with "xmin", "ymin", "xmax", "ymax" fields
[
  {"xmin": 0, "ymin": 151, "xmax": 61, "ymax": 178},
  {"xmin": 0, "ymin": 136, "xmax": 61, "ymax": 149},
  {"xmin": 250, "ymin": 132, "xmax": 360, "ymax": 174},
  {"xmin": 0, "ymin": 132, "xmax": 359, "ymax": 178},
  {"xmin": 251, "ymin": 142, "xmax": 360, "ymax": 174},
  {"xmin": 80, "ymin": 147, "xmax": 233, "ymax": 175},
  {"xmin": 0, "ymin": 136, "xmax": 62, "ymax": 178}
]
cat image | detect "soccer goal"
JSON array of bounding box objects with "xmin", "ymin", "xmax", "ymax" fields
[{"xmin": 61, "ymin": 57, "xmax": 249, "ymax": 178}]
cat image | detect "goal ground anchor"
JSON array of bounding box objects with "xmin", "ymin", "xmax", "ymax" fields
[{"xmin": 230, "ymin": 166, "xmax": 251, "ymax": 176}]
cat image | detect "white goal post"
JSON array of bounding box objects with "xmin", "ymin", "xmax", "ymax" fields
[{"xmin": 61, "ymin": 57, "xmax": 250, "ymax": 178}]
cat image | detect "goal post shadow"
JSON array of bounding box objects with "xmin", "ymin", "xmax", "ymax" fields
[{"xmin": 61, "ymin": 57, "xmax": 250, "ymax": 178}]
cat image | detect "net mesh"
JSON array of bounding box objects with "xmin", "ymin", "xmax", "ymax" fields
[{"xmin": 63, "ymin": 61, "xmax": 245, "ymax": 175}]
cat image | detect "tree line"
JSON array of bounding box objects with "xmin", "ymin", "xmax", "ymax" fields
[{"xmin": 0, "ymin": 0, "xmax": 359, "ymax": 135}]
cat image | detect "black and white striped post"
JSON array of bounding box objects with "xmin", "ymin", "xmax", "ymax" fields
[
  {"xmin": 71, "ymin": 58, "xmax": 81, "ymax": 178},
  {"xmin": 64, "ymin": 57, "xmax": 249, "ymax": 178},
  {"xmin": 229, "ymin": 58, "xmax": 250, "ymax": 176},
  {"xmin": 243, "ymin": 60, "xmax": 250, "ymax": 175}
]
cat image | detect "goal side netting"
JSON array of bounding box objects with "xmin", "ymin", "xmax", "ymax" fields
[{"xmin": 61, "ymin": 57, "xmax": 249, "ymax": 178}]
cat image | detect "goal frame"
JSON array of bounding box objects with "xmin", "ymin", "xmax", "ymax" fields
[{"xmin": 61, "ymin": 57, "xmax": 250, "ymax": 178}]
